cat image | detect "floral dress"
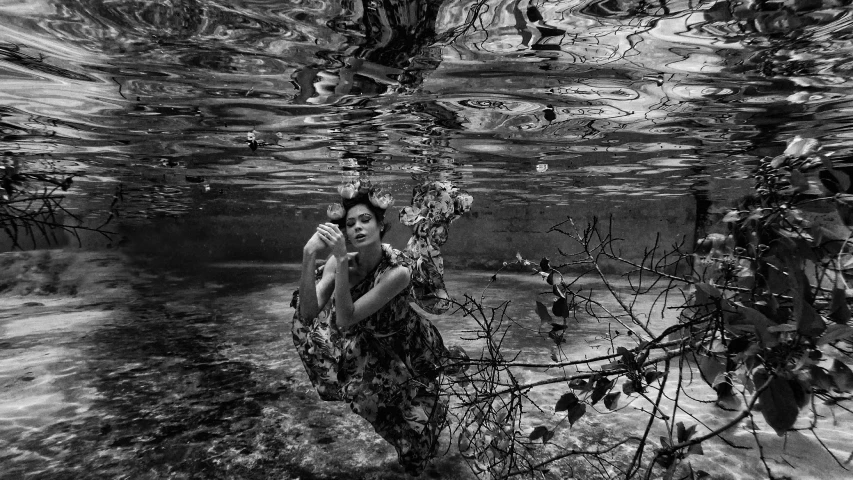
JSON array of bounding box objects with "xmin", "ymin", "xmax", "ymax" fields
[{"xmin": 291, "ymin": 244, "xmax": 450, "ymax": 475}]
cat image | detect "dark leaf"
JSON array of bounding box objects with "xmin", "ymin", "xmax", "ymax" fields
[
  {"xmin": 552, "ymin": 297, "xmax": 571, "ymax": 318},
  {"xmin": 820, "ymin": 168, "xmax": 850, "ymax": 193},
  {"xmin": 490, "ymin": 274, "xmax": 497, "ymax": 283},
  {"xmin": 828, "ymin": 287, "xmax": 851, "ymax": 324},
  {"xmin": 687, "ymin": 443, "xmax": 704, "ymax": 456},
  {"xmin": 790, "ymin": 169, "xmax": 809, "ymax": 193},
  {"xmin": 659, "ymin": 436, "xmax": 671, "ymax": 448},
  {"xmin": 546, "ymin": 270, "xmax": 556, "ymax": 285},
  {"xmin": 809, "ymin": 365, "xmax": 835, "ymax": 392},
  {"xmin": 552, "ymin": 283, "xmax": 564, "ymax": 298},
  {"xmin": 818, "ymin": 324, "xmax": 853, "ymax": 346},
  {"xmin": 695, "ymin": 353, "xmax": 726, "ymax": 387},
  {"xmin": 526, "ymin": 5, "xmax": 544, "ymax": 22},
  {"xmin": 590, "ymin": 378, "xmax": 615, "ymax": 405},
  {"xmin": 835, "ymin": 194, "xmax": 853, "ymax": 227},
  {"xmin": 695, "ymin": 282, "xmax": 722, "ymax": 299},
  {"xmin": 555, "ymin": 392, "xmax": 579, "ymax": 412},
  {"xmin": 543, "ymin": 429, "xmax": 555, "ymax": 443},
  {"xmin": 789, "ymin": 377, "xmax": 810, "ymax": 409},
  {"xmin": 796, "ymin": 303, "xmax": 826, "ymax": 337},
  {"xmin": 830, "ymin": 359, "xmax": 853, "ymax": 392},
  {"xmin": 568, "ymin": 379, "xmax": 587, "ymax": 390},
  {"xmin": 622, "ymin": 379, "xmax": 636, "ymax": 395},
  {"xmin": 548, "ymin": 328, "xmax": 565, "ymax": 345},
  {"xmin": 753, "ymin": 370, "xmax": 801, "ymax": 436},
  {"xmin": 567, "ymin": 403, "xmax": 586, "ymax": 426},
  {"xmin": 726, "ymin": 335, "xmax": 750, "ymax": 354},
  {"xmin": 529, "ymin": 426, "xmax": 549, "ymax": 441},
  {"xmin": 539, "ymin": 257, "xmax": 550, "ymax": 272},
  {"xmin": 535, "ymin": 301, "xmax": 553, "ymax": 324},
  {"xmin": 644, "ymin": 368, "xmax": 663, "ymax": 384},
  {"xmin": 617, "ymin": 346, "xmax": 634, "ymax": 365},
  {"xmin": 603, "ymin": 392, "xmax": 621, "ymax": 410},
  {"xmin": 249, "ymin": 140, "xmax": 258, "ymax": 151}
]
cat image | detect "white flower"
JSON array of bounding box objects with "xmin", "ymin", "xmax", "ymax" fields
[
  {"xmin": 327, "ymin": 203, "xmax": 345, "ymax": 220},
  {"xmin": 784, "ymin": 136, "xmax": 820, "ymax": 158},
  {"xmin": 338, "ymin": 181, "xmax": 359, "ymax": 199},
  {"xmin": 369, "ymin": 191, "xmax": 394, "ymax": 209}
]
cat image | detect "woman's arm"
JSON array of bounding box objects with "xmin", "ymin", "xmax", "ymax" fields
[
  {"xmin": 335, "ymin": 265, "xmax": 411, "ymax": 330},
  {"xmin": 298, "ymin": 232, "xmax": 336, "ymax": 319}
]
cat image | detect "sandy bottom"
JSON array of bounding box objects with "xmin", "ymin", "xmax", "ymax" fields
[{"xmin": 1, "ymin": 249, "xmax": 851, "ymax": 479}]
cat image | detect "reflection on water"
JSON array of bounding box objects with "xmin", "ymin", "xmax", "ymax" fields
[{"xmin": 4, "ymin": 0, "xmax": 853, "ymax": 477}]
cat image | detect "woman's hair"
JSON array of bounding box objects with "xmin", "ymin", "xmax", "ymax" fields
[{"xmin": 335, "ymin": 191, "xmax": 392, "ymax": 239}]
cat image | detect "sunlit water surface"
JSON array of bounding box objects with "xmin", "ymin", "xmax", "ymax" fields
[{"xmin": 3, "ymin": 0, "xmax": 853, "ymax": 478}]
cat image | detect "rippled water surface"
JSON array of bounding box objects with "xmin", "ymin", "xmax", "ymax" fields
[{"xmin": 4, "ymin": 0, "xmax": 853, "ymax": 478}]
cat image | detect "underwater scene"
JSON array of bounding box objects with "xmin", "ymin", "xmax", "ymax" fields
[{"xmin": 3, "ymin": 0, "xmax": 853, "ymax": 479}]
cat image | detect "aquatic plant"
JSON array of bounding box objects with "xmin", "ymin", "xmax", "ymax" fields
[
  {"xmin": 446, "ymin": 136, "xmax": 853, "ymax": 479},
  {"xmin": 0, "ymin": 155, "xmax": 119, "ymax": 248}
]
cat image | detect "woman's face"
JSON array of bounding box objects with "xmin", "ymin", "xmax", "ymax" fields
[{"xmin": 345, "ymin": 204, "xmax": 381, "ymax": 247}]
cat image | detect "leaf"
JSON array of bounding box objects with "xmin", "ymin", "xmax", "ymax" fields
[
  {"xmin": 567, "ymin": 403, "xmax": 586, "ymax": 426},
  {"xmin": 622, "ymin": 379, "xmax": 636, "ymax": 395},
  {"xmin": 809, "ymin": 365, "xmax": 836, "ymax": 392},
  {"xmin": 539, "ymin": 257, "xmax": 550, "ymax": 272},
  {"xmin": 552, "ymin": 297, "xmax": 571, "ymax": 317},
  {"xmin": 603, "ymin": 392, "xmax": 621, "ymax": 410},
  {"xmin": 687, "ymin": 443, "xmax": 705, "ymax": 456},
  {"xmin": 830, "ymin": 359, "xmax": 853, "ymax": 392},
  {"xmin": 796, "ymin": 303, "xmax": 826, "ymax": 337},
  {"xmin": 770, "ymin": 154, "xmax": 788, "ymax": 169},
  {"xmin": 526, "ymin": 5, "xmax": 544, "ymax": 22},
  {"xmin": 555, "ymin": 392, "xmax": 579, "ymax": 412},
  {"xmin": 828, "ymin": 287, "xmax": 851, "ymax": 324},
  {"xmin": 695, "ymin": 353, "xmax": 726, "ymax": 387},
  {"xmin": 721, "ymin": 210, "xmax": 742, "ymax": 223},
  {"xmin": 695, "ymin": 282, "xmax": 722, "ymax": 299},
  {"xmin": 753, "ymin": 370, "xmax": 801, "ymax": 436},
  {"xmin": 529, "ymin": 426, "xmax": 549, "ymax": 441},
  {"xmin": 818, "ymin": 324, "xmax": 853, "ymax": 346},
  {"xmin": 546, "ymin": 270, "xmax": 556, "ymax": 285},
  {"xmin": 590, "ymin": 378, "xmax": 615, "ymax": 405},
  {"xmin": 836, "ymin": 194, "xmax": 853, "ymax": 228},
  {"xmin": 552, "ymin": 283, "xmax": 564, "ymax": 298},
  {"xmin": 731, "ymin": 305, "xmax": 778, "ymax": 347},
  {"xmin": 568, "ymin": 379, "xmax": 587, "ymax": 390},
  {"xmin": 790, "ymin": 169, "xmax": 809, "ymax": 193},
  {"xmin": 644, "ymin": 368, "xmax": 664, "ymax": 384},
  {"xmin": 727, "ymin": 335, "xmax": 750, "ymax": 354},
  {"xmin": 535, "ymin": 301, "xmax": 553, "ymax": 324}
]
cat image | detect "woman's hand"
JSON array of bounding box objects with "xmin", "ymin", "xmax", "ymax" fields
[
  {"xmin": 316, "ymin": 223, "xmax": 347, "ymax": 259},
  {"xmin": 303, "ymin": 231, "xmax": 328, "ymax": 256}
]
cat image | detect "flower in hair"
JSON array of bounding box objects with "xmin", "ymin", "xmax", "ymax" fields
[
  {"xmin": 327, "ymin": 203, "xmax": 345, "ymax": 221},
  {"xmin": 338, "ymin": 181, "xmax": 359, "ymax": 199},
  {"xmin": 369, "ymin": 190, "xmax": 394, "ymax": 209}
]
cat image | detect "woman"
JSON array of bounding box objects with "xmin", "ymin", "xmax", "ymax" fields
[{"xmin": 291, "ymin": 181, "xmax": 460, "ymax": 475}]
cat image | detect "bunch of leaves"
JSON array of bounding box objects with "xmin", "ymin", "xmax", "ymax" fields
[{"xmin": 448, "ymin": 136, "xmax": 853, "ymax": 480}]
